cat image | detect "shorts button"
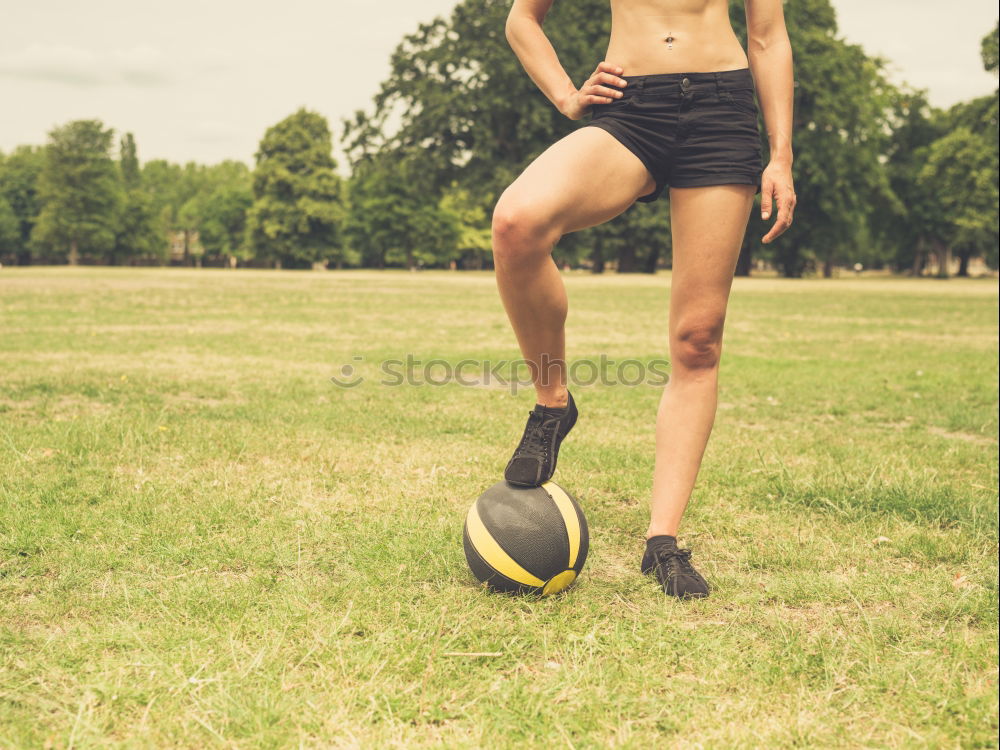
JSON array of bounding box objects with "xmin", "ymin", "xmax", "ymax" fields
[{"xmin": 681, "ymin": 77, "xmax": 690, "ymax": 87}]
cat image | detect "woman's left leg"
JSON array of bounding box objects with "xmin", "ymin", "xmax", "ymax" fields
[{"xmin": 641, "ymin": 183, "xmax": 756, "ymax": 597}]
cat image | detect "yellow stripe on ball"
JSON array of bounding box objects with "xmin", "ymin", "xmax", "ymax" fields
[
  {"xmin": 465, "ymin": 503, "xmax": 545, "ymax": 587},
  {"xmin": 542, "ymin": 570, "xmax": 577, "ymax": 595},
  {"xmin": 542, "ymin": 481, "xmax": 581, "ymax": 568}
]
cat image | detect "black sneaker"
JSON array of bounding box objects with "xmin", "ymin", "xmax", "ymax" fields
[
  {"xmin": 504, "ymin": 391, "xmax": 578, "ymax": 487},
  {"xmin": 641, "ymin": 536, "xmax": 710, "ymax": 599}
]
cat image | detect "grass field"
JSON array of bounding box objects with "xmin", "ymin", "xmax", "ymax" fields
[{"xmin": 1, "ymin": 267, "xmax": 997, "ymax": 748}]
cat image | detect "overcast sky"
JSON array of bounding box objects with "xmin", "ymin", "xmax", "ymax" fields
[{"xmin": 1, "ymin": 0, "xmax": 996, "ymax": 170}]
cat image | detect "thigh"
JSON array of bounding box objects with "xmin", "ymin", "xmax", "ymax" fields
[
  {"xmin": 667, "ymin": 184, "xmax": 756, "ymax": 326},
  {"xmin": 497, "ymin": 126, "xmax": 657, "ymax": 236}
]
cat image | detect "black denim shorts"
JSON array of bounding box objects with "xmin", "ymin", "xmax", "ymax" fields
[{"xmin": 583, "ymin": 67, "xmax": 763, "ymax": 203}]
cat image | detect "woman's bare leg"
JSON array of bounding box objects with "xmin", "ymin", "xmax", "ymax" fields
[
  {"xmin": 492, "ymin": 126, "xmax": 656, "ymax": 407},
  {"xmin": 646, "ymin": 184, "xmax": 756, "ymax": 538}
]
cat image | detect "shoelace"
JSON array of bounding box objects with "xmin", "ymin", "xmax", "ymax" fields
[
  {"xmin": 514, "ymin": 410, "xmax": 563, "ymax": 461},
  {"xmin": 653, "ymin": 547, "xmax": 695, "ymax": 578}
]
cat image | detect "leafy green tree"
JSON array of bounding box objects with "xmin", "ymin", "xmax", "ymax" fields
[
  {"xmin": 0, "ymin": 145, "xmax": 44, "ymax": 264},
  {"xmin": 139, "ymin": 159, "xmax": 252, "ymax": 266},
  {"xmin": 178, "ymin": 197, "xmax": 206, "ymax": 260},
  {"xmin": 32, "ymin": 120, "xmax": 122, "ymax": 264},
  {"xmin": 344, "ymin": 158, "xmax": 459, "ymax": 269},
  {"xmin": 207, "ymin": 191, "xmax": 249, "ymax": 262},
  {"xmin": 120, "ymin": 132, "xmax": 141, "ymax": 188},
  {"xmin": 194, "ymin": 182, "xmax": 253, "ymax": 264},
  {"xmin": 141, "ymin": 160, "xmax": 205, "ymax": 264},
  {"xmin": 112, "ymin": 133, "xmax": 164, "ymax": 264},
  {"xmin": 114, "ymin": 190, "xmax": 163, "ymax": 264},
  {"xmin": 982, "ymin": 21, "xmax": 999, "ymax": 74},
  {"xmin": 871, "ymin": 89, "xmax": 943, "ymax": 274},
  {"xmin": 918, "ymin": 127, "xmax": 999, "ymax": 277},
  {"xmin": 143, "ymin": 159, "xmax": 187, "ymax": 225},
  {"xmin": 945, "ymin": 94, "xmax": 999, "ymax": 151},
  {"xmin": 247, "ymin": 109, "xmax": 346, "ymax": 268},
  {"xmin": 905, "ymin": 21, "xmax": 1000, "ymax": 276},
  {"xmin": 874, "ymin": 19, "xmax": 998, "ymax": 277},
  {"xmin": 933, "ymin": 103, "xmax": 998, "ymax": 275},
  {"xmin": 190, "ymin": 162, "xmax": 253, "ymax": 265},
  {"xmin": 439, "ymin": 185, "xmax": 493, "ymax": 269},
  {"xmin": 0, "ymin": 195, "xmax": 19, "ymax": 257}
]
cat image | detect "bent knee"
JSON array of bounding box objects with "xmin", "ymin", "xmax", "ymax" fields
[
  {"xmin": 672, "ymin": 319, "xmax": 725, "ymax": 371},
  {"xmin": 491, "ymin": 198, "xmax": 561, "ymax": 264}
]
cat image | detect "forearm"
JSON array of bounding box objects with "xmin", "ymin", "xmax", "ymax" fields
[
  {"xmin": 748, "ymin": 34, "xmax": 794, "ymax": 164},
  {"xmin": 505, "ymin": 16, "xmax": 576, "ymax": 115}
]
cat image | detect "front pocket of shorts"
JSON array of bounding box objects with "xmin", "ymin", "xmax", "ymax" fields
[
  {"xmin": 591, "ymin": 93, "xmax": 637, "ymax": 116},
  {"xmin": 723, "ymin": 89, "xmax": 758, "ymax": 116}
]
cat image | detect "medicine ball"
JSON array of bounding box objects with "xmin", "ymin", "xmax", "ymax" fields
[{"xmin": 463, "ymin": 480, "xmax": 589, "ymax": 595}]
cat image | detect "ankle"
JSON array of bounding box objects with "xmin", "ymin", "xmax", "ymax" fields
[
  {"xmin": 645, "ymin": 528, "xmax": 679, "ymax": 541},
  {"xmin": 535, "ymin": 387, "xmax": 569, "ymax": 408}
]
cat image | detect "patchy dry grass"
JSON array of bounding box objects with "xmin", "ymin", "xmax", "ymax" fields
[{"xmin": 1, "ymin": 267, "xmax": 997, "ymax": 748}]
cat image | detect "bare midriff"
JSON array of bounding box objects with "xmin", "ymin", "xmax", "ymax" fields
[{"xmin": 605, "ymin": 0, "xmax": 749, "ymax": 74}]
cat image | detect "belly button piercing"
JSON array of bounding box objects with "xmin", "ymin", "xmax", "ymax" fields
[{"xmin": 664, "ymin": 35, "xmax": 675, "ymax": 50}]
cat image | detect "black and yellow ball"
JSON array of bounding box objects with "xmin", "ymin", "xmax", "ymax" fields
[{"xmin": 463, "ymin": 480, "xmax": 589, "ymax": 596}]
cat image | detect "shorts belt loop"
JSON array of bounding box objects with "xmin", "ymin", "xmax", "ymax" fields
[
  {"xmin": 632, "ymin": 77, "xmax": 646, "ymax": 101},
  {"xmin": 714, "ymin": 71, "xmax": 731, "ymax": 104}
]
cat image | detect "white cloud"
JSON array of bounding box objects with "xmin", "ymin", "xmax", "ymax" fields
[
  {"xmin": 0, "ymin": 43, "xmax": 170, "ymax": 86},
  {"xmin": 0, "ymin": 43, "xmax": 234, "ymax": 88}
]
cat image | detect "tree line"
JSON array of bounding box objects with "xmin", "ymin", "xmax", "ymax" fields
[{"xmin": 1, "ymin": 0, "xmax": 996, "ymax": 277}]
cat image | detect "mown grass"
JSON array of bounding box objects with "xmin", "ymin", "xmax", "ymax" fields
[{"xmin": 1, "ymin": 267, "xmax": 997, "ymax": 748}]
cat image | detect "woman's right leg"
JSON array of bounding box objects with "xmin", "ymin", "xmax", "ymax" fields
[{"xmin": 492, "ymin": 125, "xmax": 657, "ymax": 408}]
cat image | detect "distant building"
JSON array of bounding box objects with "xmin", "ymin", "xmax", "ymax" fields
[{"xmin": 167, "ymin": 230, "xmax": 201, "ymax": 265}]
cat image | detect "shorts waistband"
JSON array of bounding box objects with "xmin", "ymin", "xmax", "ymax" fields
[{"xmin": 620, "ymin": 67, "xmax": 754, "ymax": 92}]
